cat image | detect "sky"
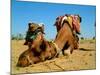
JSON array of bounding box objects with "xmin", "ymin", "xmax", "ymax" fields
[{"xmin": 11, "ymin": 0, "xmax": 96, "ymax": 39}]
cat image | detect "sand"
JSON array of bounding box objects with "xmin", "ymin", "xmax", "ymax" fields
[{"xmin": 11, "ymin": 40, "xmax": 96, "ymax": 74}]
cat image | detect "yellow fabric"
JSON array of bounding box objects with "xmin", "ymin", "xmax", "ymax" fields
[{"xmin": 67, "ymin": 16, "xmax": 73, "ymax": 28}]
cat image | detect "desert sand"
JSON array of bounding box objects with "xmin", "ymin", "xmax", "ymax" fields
[{"xmin": 11, "ymin": 39, "xmax": 96, "ymax": 74}]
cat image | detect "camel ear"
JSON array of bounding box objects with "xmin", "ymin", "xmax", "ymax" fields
[
  {"xmin": 79, "ymin": 16, "xmax": 82, "ymax": 23},
  {"xmin": 28, "ymin": 23, "xmax": 31, "ymax": 27},
  {"xmin": 65, "ymin": 14, "xmax": 69, "ymax": 16},
  {"xmin": 77, "ymin": 15, "xmax": 82, "ymax": 23},
  {"xmin": 41, "ymin": 25, "xmax": 45, "ymax": 34}
]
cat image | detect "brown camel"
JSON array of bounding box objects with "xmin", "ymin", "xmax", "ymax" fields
[
  {"xmin": 54, "ymin": 14, "xmax": 82, "ymax": 55},
  {"xmin": 17, "ymin": 23, "xmax": 55, "ymax": 67},
  {"xmin": 17, "ymin": 14, "xmax": 81, "ymax": 67}
]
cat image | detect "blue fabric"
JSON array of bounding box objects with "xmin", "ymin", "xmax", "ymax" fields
[{"xmin": 25, "ymin": 28, "xmax": 42, "ymax": 41}]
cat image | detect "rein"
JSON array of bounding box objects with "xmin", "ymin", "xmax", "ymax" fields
[{"xmin": 51, "ymin": 41, "xmax": 61, "ymax": 57}]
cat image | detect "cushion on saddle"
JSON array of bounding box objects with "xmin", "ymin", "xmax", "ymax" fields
[
  {"xmin": 71, "ymin": 15, "xmax": 80, "ymax": 34},
  {"xmin": 58, "ymin": 15, "xmax": 80, "ymax": 34}
]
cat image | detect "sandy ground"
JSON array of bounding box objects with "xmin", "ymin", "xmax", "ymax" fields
[{"xmin": 11, "ymin": 40, "xmax": 96, "ymax": 74}]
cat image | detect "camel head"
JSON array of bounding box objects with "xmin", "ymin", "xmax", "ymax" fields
[
  {"xmin": 24, "ymin": 22, "xmax": 45, "ymax": 46},
  {"xmin": 54, "ymin": 14, "xmax": 82, "ymax": 34}
]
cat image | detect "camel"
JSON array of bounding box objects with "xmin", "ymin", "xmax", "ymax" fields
[
  {"xmin": 54, "ymin": 14, "xmax": 82, "ymax": 55},
  {"xmin": 17, "ymin": 23, "xmax": 55, "ymax": 67},
  {"xmin": 17, "ymin": 14, "xmax": 81, "ymax": 67}
]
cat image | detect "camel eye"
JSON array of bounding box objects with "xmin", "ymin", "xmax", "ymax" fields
[{"xmin": 28, "ymin": 23, "xmax": 32, "ymax": 27}]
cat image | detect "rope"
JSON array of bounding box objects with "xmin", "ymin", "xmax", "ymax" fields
[
  {"xmin": 26, "ymin": 55, "xmax": 33, "ymax": 65},
  {"xmin": 51, "ymin": 41, "xmax": 61, "ymax": 57}
]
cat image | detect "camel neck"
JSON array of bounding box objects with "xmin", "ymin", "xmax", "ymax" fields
[
  {"xmin": 54, "ymin": 25, "xmax": 67, "ymax": 50},
  {"xmin": 54, "ymin": 23, "xmax": 72, "ymax": 50}
]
